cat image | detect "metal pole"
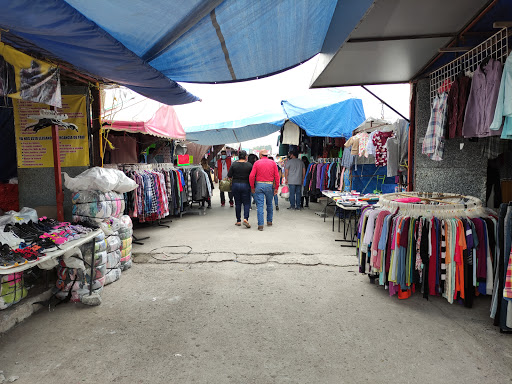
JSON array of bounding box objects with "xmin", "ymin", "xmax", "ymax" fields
[
  {"xmin": 360, "ymin": 85, "xmax": 410, "ymax": 122},
  {"xmin": 407, "ymin": 82, "xmax": 417, "ymax": 192}
]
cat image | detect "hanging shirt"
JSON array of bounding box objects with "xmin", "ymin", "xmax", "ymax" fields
[
  {"xmin": 462, "ymin": 58, "xmax": 503, "ymax": 138},
  {"xmin": 345, "ymin": 136, "xmax": 360, "ymax": 155},
  {"xmin": 385, "ymin": 137, "xmax": 399, "ymax": 177},
  {"xmin": 357, "ymin": 132, "xmax": 370, "ymax": 157},
  {"xmin": 446, "ymin": 74, "xmax": 472, "ymax": 139},
  {"xmin": 490, "ymin": 53, "xmax": 512, "ymax": 139},
  {"xmin": 365, "ymin": 131, "xmax": 378, "ymax": 156},
  {"xmin": 282, "ymin": 120, "xmax": 301, "ymax": 145},
  {"xmin": 422, "ymin": 92, "xmax": 448, "ymax": 161},
  {"xmin": 373, "ymin": 131, "xmax": 394, "ymax": 166}
]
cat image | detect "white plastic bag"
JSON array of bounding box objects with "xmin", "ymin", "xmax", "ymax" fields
[{"xmin": 63, "ymin": 167, "xmax": 137, "ymax": 193}]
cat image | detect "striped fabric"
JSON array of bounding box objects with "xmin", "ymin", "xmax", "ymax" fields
[
  {"xmin": 440, "ymin": 221, "xmax": 446, "ymax": 291},
  {"xmin": 422, "ymin": 93, "xmax": 448, "ymax": 161},
  {"xmin": 505, "ymin": 250, "xmax": 512, "ymax": 300}
]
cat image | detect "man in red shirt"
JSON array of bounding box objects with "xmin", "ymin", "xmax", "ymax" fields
[{"xmin": 249, "ymin": 149, "xmax": 280, "ymax": 231}]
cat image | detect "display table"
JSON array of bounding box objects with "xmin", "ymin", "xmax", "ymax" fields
[
  {"xmin": 321, "ymin": 191, "xmax": 379, "ymax": 247},
  {"xmin": 0, "ymin": 229, "xmax": 103, "ymax": 275}
]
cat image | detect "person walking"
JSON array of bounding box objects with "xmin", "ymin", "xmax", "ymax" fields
[
  {"xmin": 268, "ymin": 156, "xmax": 281, "ymax": 211},
  {"xmin": 200, "ymin": 158, "xmax": 213, "ymax": 209},
  {"xmin": 248, "ymin": 153, "xmax": 258, "ymax": 206},
  {"xmin": 217, "ymin": 150, "xmax": 234, "ymax": 207},
  {"xmin": 227, "ymin": 150, "xmax": 253, "ymax": 228},
  {"xmin": 285, "ymin": 150, "xmax": 305, "ymax": 210},
  {"xmin": 301, "ymin": 156, "xmax": 310, "ymax": 208},
  {"xmin": 249, "ymin": 150, "xmax": 280, "ymax": 231}
]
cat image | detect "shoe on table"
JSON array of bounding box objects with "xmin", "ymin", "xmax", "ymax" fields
[
  {"xmin": 276, "ymin": 206, "xmax": 279, "ymax": 211},
  {"xmin": 243, "ymin": 219, "xmax": 251, "ymax": 228},
  {"xmin": 267, "ymin": 222, "xmax": 272, "ymax": 226},
  {"xmin": 258, "ymin": 225, "xmax": 264, "ymax": 231},
  {"xmin": 235, "ymin": 222, "xmax": 241, "ymax": 226}
]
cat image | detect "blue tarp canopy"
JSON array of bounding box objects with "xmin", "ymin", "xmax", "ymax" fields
[
  {"xmin": 185, "ymin": 112, "xmax": 286, "ymax": 146},
  {"xmin": 185, "ymin": 89, "xmax": 365, "ymax": 144},
  {"xmin": 282, "ymin": 97, "xmax": 365, "ymax": 138},
  {"xmin": 0, "ymin": 0, "xmax": 363, "ymax": 105}
]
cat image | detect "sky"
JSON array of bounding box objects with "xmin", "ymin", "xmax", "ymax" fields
[{"xmin": 103, "ymin": 55, "xmax": 411, "ymax": 153}]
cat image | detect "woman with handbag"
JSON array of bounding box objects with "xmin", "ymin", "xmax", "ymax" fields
[{"xmin": 227, "ymin": 150, "xmax": 253, "ymax": 228}]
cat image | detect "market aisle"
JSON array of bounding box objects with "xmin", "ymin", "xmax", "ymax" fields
[{"xmin": 0, "ymin": 194, "xmax": 511, "ymax": 383}]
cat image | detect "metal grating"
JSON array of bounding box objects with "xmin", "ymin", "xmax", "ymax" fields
[{"xmin": 430, "ymin": 28, "xmax": 509, "ymax": 105}]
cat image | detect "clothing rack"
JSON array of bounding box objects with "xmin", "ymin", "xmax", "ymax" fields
[
  {"xmin": 378, "ymin": 192, "xmax": 483, "ymax": 215},
  {"xmin": 430, "ymin": 27, "xmax": 509, "ymax": 105}
]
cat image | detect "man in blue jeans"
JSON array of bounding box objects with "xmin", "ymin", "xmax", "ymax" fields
[
  {"xmin": 249, "ymin": 150, "xmax": 280, "ymax": 231},
  {"xmin": 285, "ymin": 150, "xmax": 305, "ymax": 210}
]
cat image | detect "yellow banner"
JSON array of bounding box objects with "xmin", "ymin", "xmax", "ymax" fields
[
  {"xmin": 13, "ymin": 95, "xmax": 90, "ymax": 168},
  {"xmin": 0, "ymin": 42, "xmax": 61, "ymax": 108}
]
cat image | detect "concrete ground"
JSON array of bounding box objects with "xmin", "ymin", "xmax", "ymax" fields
[{"xmin": 1, "ymin": 192, "xmax": 511, "ymax": 384}]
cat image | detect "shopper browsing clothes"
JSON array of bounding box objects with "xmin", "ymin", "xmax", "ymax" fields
[
  {"xmin": 249, "ymin": 150, "xmax": 280, "ymax": 231},
  {"xmin": 301, "ymin": 156, "xmax": 310, "ymax": 208},
  {"xmin": 217, "ymin": 150, "xmax": 234, "ymax": 207},
  {"xmin": 268, "ymin": 156, "xmax": 281, "ymax": 211},
  {"xmin": 227, "ymin": 150, "xmax": 253, "ymax": 228},
  {"xmin": 285, "ymin": 150, "xmax": 305, "ymax": 210}
]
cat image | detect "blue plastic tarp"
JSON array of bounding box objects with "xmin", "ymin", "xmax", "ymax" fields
[
  {"xmin": 185, "ymin": 112, "xmax": 286, "ymax": 145},
  {"xmin": 65, "ymin": 0, "xmax": 339, "ymax": 83},
  {"xmin": 0, "ymin": 0, "xmax": 199, "ymax": 106},
  {"xmin": 0, "ymin": 0, "xmax": 362, "ymax": 104},
  {"xmin": 184, "ymin": 90, "xmax": 365, "ymax": 145},
  {"xmin": 283, "ymin": 98, "xmax": 365, "ymax": 138}
]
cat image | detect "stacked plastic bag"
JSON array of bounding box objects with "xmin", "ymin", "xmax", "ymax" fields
[
  {"xmin": 72, "ymin": 191, "xmax": 125, "ymax": 222},
  {"xmin": 118, "ymin": 215, "xmax": 133, "ymax": 271},
  {"xmin": 0, "ymin": 273, "xmax": 27, "ymax": 310},
  {"xmin": 54, "ymin": 232, "xmax": 107, "ymax": 302},
  {"xmin": 63, "ymin": 168, "xmax": 136, "ymax": 295},
  {"xmin": 104, "ymin": 230, "xmax": 122, "ymax": 286}
]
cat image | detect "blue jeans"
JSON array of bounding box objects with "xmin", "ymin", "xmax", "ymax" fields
[
  {"xmin": 273, "ymin": 194, "xmax": 279, "ymax": 207},
  {"xmin": 288, "ymin": 184, "xmax": 302, "ymax": 209},
  {"xmin": 232, "ymin": 183, "xmax": 251, "ymax": 221},
  {"xmin": 255, "ymin": 183, "xmax": 274, "ymax": 226}
]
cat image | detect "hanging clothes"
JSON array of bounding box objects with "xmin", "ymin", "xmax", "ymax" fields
[
  {"xmin": 282, "ymin": 120, "xmax": 301, "ymax": 145},
  {"xmin": 357, "ymin": 203, "xmax": 499, "ymax": 311},
  {"xmin": 462, "ymin": 58, "xmax": 503, "ymax": 138},
  {"xmin": 422, "ymin": 92, "xmax": 448, "ymax": 161}
]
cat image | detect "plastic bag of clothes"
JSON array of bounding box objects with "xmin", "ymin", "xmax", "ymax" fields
[
  {"xmin": 0, "ymin": 273, "xmax": 27, "ymax": 310},
  {"xmin": 63, "ymin": 167, "xmax": 137, "ymax": 193}
]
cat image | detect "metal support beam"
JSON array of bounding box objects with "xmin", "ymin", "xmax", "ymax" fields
[
  {"xmin": 407, "ymin": 82, "xmax": 417, "ymax": 192},
  {"xmin": 360, "ymin": 85, "xmax": 410, "ymax": 122},
  {"xmin": 347, "ymin": 33, "xmax": 456, "ymax": 43},
  {"xmin": 438, "ymin": 46, "xmax": 472, "ymax": 52}
]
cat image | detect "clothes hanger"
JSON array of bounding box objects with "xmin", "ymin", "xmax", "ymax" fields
[{"xmin": 480, "ymin": 55, "xmax": 492, "ymax": 69}]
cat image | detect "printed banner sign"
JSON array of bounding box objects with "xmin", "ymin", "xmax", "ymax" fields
[
  {"xmin": 0, "ymin": 42, "xmax": 61, "ymax": 107},
  {"xmin": 13, "ymin": 95, "xmax": 90, "ymax": 168}
]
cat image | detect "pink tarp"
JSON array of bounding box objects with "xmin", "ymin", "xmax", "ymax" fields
[{"xmin": 104, "ymin": 105, "xmax": 186, "ymax": 139}]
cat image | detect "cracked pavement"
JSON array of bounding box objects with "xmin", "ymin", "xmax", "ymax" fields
[{"xmin": 1, "ymin": 193, "xmax": 511, "ymax": 383}]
